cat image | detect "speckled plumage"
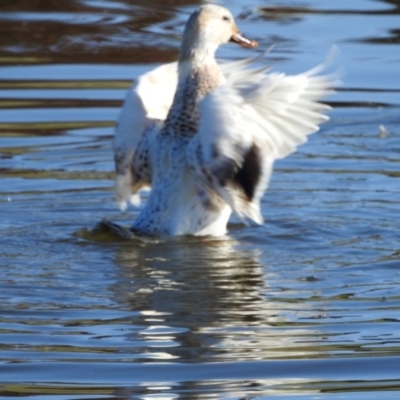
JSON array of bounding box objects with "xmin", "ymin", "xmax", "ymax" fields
[
  {"xmin": 162, "ymin": 65, "xmax": 223, "ymax": 138},
  {"xmin": 131, "ymin": 93, "xmax": 230, "ymax": 235}
]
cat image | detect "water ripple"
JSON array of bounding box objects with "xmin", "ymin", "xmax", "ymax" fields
[{"xmin": 0, "ymin": 0, "xmax": 400, "ymax": 398}]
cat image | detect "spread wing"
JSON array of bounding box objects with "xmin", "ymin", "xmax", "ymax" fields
[
  {"xmin": 188, "ymin": 55, "xmax": 339, "ymax": 224},
  {"xmin": 113, "ymin": 62, "xmax": 178, "ymax": 210},
  {"xmin": 112, "ymin": 58, "xmax": 269, "ymax": 210}
]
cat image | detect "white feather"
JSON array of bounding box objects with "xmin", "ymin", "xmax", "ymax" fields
[
  {"xmin": 113, "ymin": 63, "xmax": 178, "ymax": 209},
  {"xmin": 192, "ymin": 55, "xmax": 338, "ymax": 223},
  {"xmin": 114, "ymin": 54, "xmax": 338, "ymax": 224}
]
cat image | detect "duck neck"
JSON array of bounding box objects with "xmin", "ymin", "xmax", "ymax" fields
[
  {"xmin": 162, "ymin": 48, "xmax": 223, "ymax": 138},
  {"xmin": 179, "ymin": 36, "xmax": 218, "ymax": 64}
]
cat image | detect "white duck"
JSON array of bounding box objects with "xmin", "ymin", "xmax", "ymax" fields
[{"xmin": 113, "ymin": 4, "xmax": 336, "ymax": 237}]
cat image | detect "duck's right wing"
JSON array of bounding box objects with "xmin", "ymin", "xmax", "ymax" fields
[
  {"xmin": 188, "ymin": 56, "xmax": 338, "ymax": 224},
  {"xmin": 113, "ymin": 62, "xmax": 178, "ymax": 210}
]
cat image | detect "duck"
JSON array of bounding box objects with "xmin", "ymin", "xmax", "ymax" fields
[{"xmin": 112, "ymin": 4, "xmax": 337, "ymax": 237}]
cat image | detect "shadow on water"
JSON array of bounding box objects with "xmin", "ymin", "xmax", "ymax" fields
[{"xmin": 0, "ymin": 0, "xmax": 400, "ymax": 398}]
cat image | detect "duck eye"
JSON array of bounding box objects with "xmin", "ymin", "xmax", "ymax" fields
[{"xmin": 222, "ymin": 15, "xmax": 230, "ymax": 22}]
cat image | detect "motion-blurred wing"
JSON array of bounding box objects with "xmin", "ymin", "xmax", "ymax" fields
[{"xmin": 189, "ymin": 55, "xmax": 338, "ymax": 223}]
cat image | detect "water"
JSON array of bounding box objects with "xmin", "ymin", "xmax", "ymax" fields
[{"xmin": 0, "ymin": 0, "xmax": 400, "ymax": 398}]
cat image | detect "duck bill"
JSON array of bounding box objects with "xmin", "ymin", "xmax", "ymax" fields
[{"xmin": 230, "ymin": 32, "xmax": 258, "ymax": 48}]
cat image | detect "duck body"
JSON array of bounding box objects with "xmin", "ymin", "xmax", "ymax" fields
[
  {"xmin": 131, "ymin": 58, "xmax": 231, "ymax": 235},
  {"xmin": 131, "ymin": 133, "xmax": 232, "ymax": 236},
  {"xmin": 113, "ymin": 4, "xmax": 338, "ymax": 237}
]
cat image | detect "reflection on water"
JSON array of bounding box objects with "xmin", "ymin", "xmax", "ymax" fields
[
  {"xmin": 0, "ymin": 0, "xmax": 400, "ymax": 398},
  {"xmin": 112, "ymin": 238, "xmax": 268, "ymax": 361}
]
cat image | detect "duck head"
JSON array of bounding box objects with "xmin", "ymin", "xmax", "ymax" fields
[{"xmin": 179, "ymin": 5, "xmax": 258, "ymax": 63}]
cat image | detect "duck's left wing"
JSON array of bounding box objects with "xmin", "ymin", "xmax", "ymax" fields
[
  {"xmin": 114, "ymin": 62, "xmax": 177, "ymax": 210},
  {"xmin": 188, "ymin": 59, "xmax": 338, "ymax": 224}
]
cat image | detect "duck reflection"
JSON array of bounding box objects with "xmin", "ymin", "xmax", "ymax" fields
[
  {"xmin": 108, "ymin": 236, "xmax": 261, "ymax": 359},
  {"xmin": 105, "ymin": 234, "xmax": 312, "ymax": 363}
]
